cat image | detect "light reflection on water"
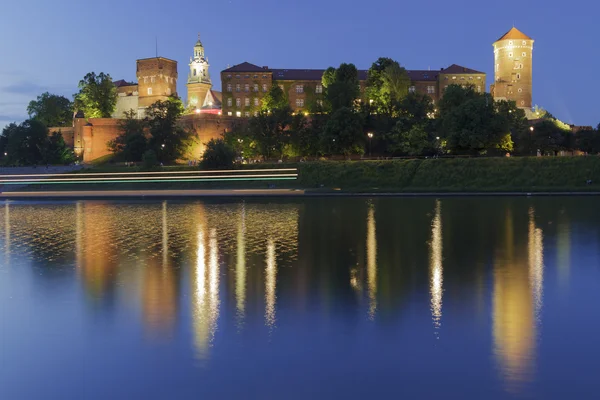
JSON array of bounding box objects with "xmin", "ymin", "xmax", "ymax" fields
[{"xmin": 0, "ymin": 197, "xmax": 599, "ymax": 399}]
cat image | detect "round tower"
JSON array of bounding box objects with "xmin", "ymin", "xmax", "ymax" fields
[
  {"xmin": 187, "ymin": 33, "xmax": 212, "ymax": 110},
  {"xmin": 492, "ymin": 27, "xmax": 534, "ymax": 109}
]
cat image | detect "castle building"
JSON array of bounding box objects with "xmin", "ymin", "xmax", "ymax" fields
[
  {"xmin": 220, "ymin": 63, "xmax": 485, "ymax": 116},
  {"xmin": 490, "ymin": 27, "xmax": 534, "ymax": 109},
  {"xmin": 186, "ymin": 34, "xmax": 213, "ymax": 111}
]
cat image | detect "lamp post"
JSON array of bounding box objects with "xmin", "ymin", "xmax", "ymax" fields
[
  {"xmin": 529, "ymin": 126, "xmax": 534, "ymax": 156},
  {"xmin": 367, "ymin": 132, "xmax": 373, "ymax": 158}
]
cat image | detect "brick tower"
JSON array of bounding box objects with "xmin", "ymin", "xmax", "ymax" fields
[
  {"xmin": 491, "ymin": 27, "xmax": 534, "ymax": 109},
  {"xmin": 186, "ymin": 34, "xmax": 212, "ymax": 110},
  {"xmin": 136, "ymin": 57, "xmax": 178, "ymax": 110}
]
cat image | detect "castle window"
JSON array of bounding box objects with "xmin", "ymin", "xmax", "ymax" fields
[
  {"xmin": 236, "ymin": 111, "xmax": 241, "ymax": 117},
  {"xmin": 452, "ymin": 76, "xmax": 456, "ymax": 80},
  {"xmin": 236, "ymin": 84, "xmax": 241, "ymax": 92},
  {"xmin": 245, "ymin": 98, "xmax": 250, "ymax": 107},
  {"xmin": 193, "ymin": 69, "xmax": 197, "ymax": 76},
  {"xmin": 143, "ymin": 77, "xmax": 148, "ymax": 83},
  {"xmin": 254, "ymin": 111, "xmax": 259, "ymax": 117},
  {"xmin": 244, "ymin": 75, "xmax": 250, "ymax": 79},
  {"xmin": 254, "ymin": 98, "xmax": 259, "ymax": 106},
  {"xmin": 508, "ymin": 41, "xmax": 513, "ymax": 45},
  {"xmin": 427, "ymin": 86, "xmax": 435, "ymax": 94},
  {"xmin": 469, "ymin": 76, "xmax": 473, "ymax": 80},
  {"xmin": 253, "ymin": 84, "xmax": 259, "ymax": 92},
  {"xmin": 227, "ymin": 111, "xmax": 232, "ymax": 116},
  {"xmin": 227, "ymin": 84, "xmax": 232, "ymax": 92},
  {"xmin": 227, "ymin": 98, "xmax": 232, "ymax": 107},
  {"xmin": 227, "ymin": 74, "xmax": 232, "ymax": 78},
  {"xmin": 244, "ymin": 112, "xmax": 250, "ymax": 117},
  {"xmin": 477, "ymin": 86, "xmax": 481, "ymax": 92},
  {"xmin": 517, "ymin": 73, "xmax": 521, "ymax": 79},
  {"xmin": 316, "ymin": 84, "xmax": 323, "ymax": 94},
  {"xmin": 518, "ymin": 88, "xmax": 523, "ymax": 93},
  {"xmin": 508, "ymin": 52, "xmax": 513, "ymax": 58},
  {"xmin": 262, "ymin": 75, "xmax": 268, "ymax": 79},
  {"xmin": 262, "ymin": 84, "xmax": 268, "ymax": 92},
  {"xmin": 253, "ymin": 75, "xmax": 258, "ymax": 79},
  {"xmin": 236, "ymin": 98, "xmax": 241, "ymax": 107},
  {"xmin": 522, "ymin": 52, "xmax": 527, "ymax": 57},
  {"xmin": 244, "ymin": 84, "xmax": 249, "ymax": 92},
  {"xmin": 495, "ymin": 64, "xmax": 499, "ymax": 72},
  {"xmin": 235, "ymin": 75, "xmax": 240, "ymax": 79},
  {"xmin": 522, "ymin": 40, "xmax": 527, "ymax": 45},
  {"xmin": 521, "ymin": 101, "xmax": 525, "ymax": 106},
  {"xmin": 296, "ymin": 99, "xmax": 304, "ymax": 107},
  {"xmin": 151, "ymin": 77, "xmax": 155, "ymax": 83},
  {"xmin": 166, "ymin": 88, "xmax": 171, "ymax": 95},
  {"xmin": 409, "ymin": 86, "xmax": 416, "ymax": 93},
  {"xmin": 296, "ymin": 85, "xmax": 304, "ymax": 93},
  {"xmin": 477, "ymin": 77, "xmax": 482, "ymax": 80},
  {"xmin": 147, "ymin": 88, "xmax": 152, "ymax": 95}
]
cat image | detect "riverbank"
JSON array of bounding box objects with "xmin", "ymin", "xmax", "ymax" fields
[{"xmin": 2, "ymin": 157, "xmax": 600, "ymax": 195}]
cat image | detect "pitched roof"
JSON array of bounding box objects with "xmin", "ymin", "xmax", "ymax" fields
[
  {"xmin": 210, "ymin": 90, "xmax": 222, "ymax": 103},
  {"xmin": 407, "ymin": 70, "xmax": 438, "ymax": 81},
  {"xmin": 223, "ymin": 62, "xmax": 269, "ymax": 73},
  {"xmin": 496, "ymin": 27, "xmax": 532, "ymax": 42},
  {"xmin": 270, "ymin": 69, "xmax": 370, "ymax": 81},
  {"xmin": 202, "ymin": 90, "xmax": 222, "ymax": 109},
  {"xmin": 440, "ymin": 64, "xmax": 485, "ymax": 75},
  {"xmin": 114, "ymin": 79, "xmax": 137, "ymax": 88}
]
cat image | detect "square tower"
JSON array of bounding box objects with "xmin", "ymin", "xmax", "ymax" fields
[{"xmin": 137, "ymin": 57, "xmax": 178, "ymax": 109}]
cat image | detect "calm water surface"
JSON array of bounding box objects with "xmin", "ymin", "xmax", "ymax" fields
[{"xmin": 0, "ymin": 197, "xmax": 599, "ymax": 399}]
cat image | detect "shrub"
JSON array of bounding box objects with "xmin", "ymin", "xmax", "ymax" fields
[
  {"xmin": 142, "ymin": 150, "xmax": 158, "ymax": 169},
  {"xmin": 201, "ymin": 138, "xmax": 236, "ymax": 170}
]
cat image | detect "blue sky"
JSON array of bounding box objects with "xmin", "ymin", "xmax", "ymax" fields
[{"xmin": 1, "ymin": 0, "xmax": 597, "ymax": 129}]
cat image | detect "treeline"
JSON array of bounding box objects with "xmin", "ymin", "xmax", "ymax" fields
[{"xmin": 215, "ymin": 58, "xmax": 599, "ymax": 164}]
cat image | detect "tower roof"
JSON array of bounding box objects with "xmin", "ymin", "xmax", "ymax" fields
[
  {"xmin": 195, "ymin": 33, "xmax": 203, "ymax": 47},
  {"xmin": 496, "ymin": 27, "xmax": 532, "ymax": 42}
]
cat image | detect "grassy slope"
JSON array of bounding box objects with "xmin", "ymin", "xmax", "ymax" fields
[{"xmin": 15, "ymin": 157, "xmax": 600, "ymax": 193}]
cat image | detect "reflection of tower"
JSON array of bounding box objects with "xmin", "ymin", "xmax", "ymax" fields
[
  {"xmin": 3, "ymin": 203, "xmax": 10, "ymax": 265},
  {"xmin": 187, "ymin": 33, "xmax": 213, "ymax": 110},
  {"xmin": 429, "ymin": 200, "xmax": 443, "ymax": 333},
  {"xmin": 491, "ymin": 27, "xmax": 534, "ymax": 109},
  {"xmin": 236, "ymin": 203, "xmax": 247, "ymax": 327},
  {"xmin": 366, "ymin": 202, "xmax": 377, "ymax": 320},
  {"xmin": 493, "ymin": 207, "xmax": 544, "ymax": 391},
  {"xmin": 265, "ymin": 239, "xmax": 277, "ymax": 329}
]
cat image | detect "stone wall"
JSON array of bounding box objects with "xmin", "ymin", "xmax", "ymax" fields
[{"xmin": 48, "ymin": 126, "xmax": 75, "ymax": 148}]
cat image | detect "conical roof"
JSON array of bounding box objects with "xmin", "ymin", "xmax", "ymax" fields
[{"xmin": 496, "ymin": 27, "xmax": 532, "ymax": 42}]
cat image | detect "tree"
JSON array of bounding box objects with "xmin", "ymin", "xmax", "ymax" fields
[
  {"xmin": 380, "ymin": 63, "xmax": 411, "ymax": 104},
  {"xmin": 324, "ymin": 63, "xmax": 360, "ymax": 111},
  {"xmin": 438, "ymin": 85, "xmax": 513, "ymax": 154},
  {"xmin": 107, "ymin": 110, "xmax": 148, "ymax": 161},
  {"xmin": 322, "ymin": 107, "xmax": 365, "ymax": 157},
  {"xmin": 145, "ymin": 96, "xmax": 192, "ymax": 164},
  {"xmin": 247, "ymin": 110, "xmax": 291, "ymax": 160},
  {"xmin": 576, "ymin": 128, "xmax": 600, "ymax": 154},
  {"xmin": 261, "ymin": 85, "xmax": 289, "ymax": 112},
  {"xmin": 27, "ymin": 92, "xmax": 73, "ymax": 127},
  {"xmin": 73, "ymin": 72, "xmax": 117, "ymax": 118},
  {"xmin": 201, "ymin": 138, "xmax": 236, "ymax": 169},
  {"xmin": 0, "ymin": 120, "xmax": 75, "ymax": 165},
  {"xmin": 365, "ymin": 58, "xmax": 410, "ymax": 114},
  {"xmin": 391, "ymin": 124, "xmax": 431, "ymax": 156},
  {"xmin": 531, "ymin": 119, "xmax": 571, "ymax": 155}
]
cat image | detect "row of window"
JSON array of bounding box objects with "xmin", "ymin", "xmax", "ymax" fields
[
  {"xmin": 508, "ymin": 52, "xmax": 528, "ymax": 58},
  {"xmin": 507, "ymin": 40, "xmax": 528, "ymax": 46},
  {"xmin": 226, "ymin": 74, "xmax": 269, "ymax": 79},
  {"xmin": 227, "ymin": 97, "xmax": 262, "ymax": 107},
  {"xmin": 145, "ymin": 87, "xmax": 171, "ymax": 95},
  {"xmin": 143, "ymin": 76, "xmax": 175, "ymax": 84},
  {"xmin": 408, "ymin": 86, "xmax": 436, "ymax": 94},
  {"xmin": 227, "ymin": 83, "xmax": 269, "ymax": 93}
]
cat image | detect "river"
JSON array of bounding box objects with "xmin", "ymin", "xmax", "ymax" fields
[{"xmin": 0, "ymin": 197, "xmax": 598, "ymax": 399}]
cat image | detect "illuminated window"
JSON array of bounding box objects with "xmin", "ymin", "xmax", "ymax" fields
[
  {"xmin": 228, "ymin": 111, "xmax": 232, "ymax": 116},
  {"xmin": 518, "ymin": 88, "xmax": 523, "ymax": 93},
  {"xmin": 236, "ymin": 84, "xmax": 241, "ymax": 92},
  {"xmin": 226, "ymin": 84, "xmax": 232, "ymax": 92},
  {"xmin": 296, "ymin": 99, "xmax": 304, "ymax": 107},
  {"xmin": 245, "ymin": 98, "xmax": 250, "ymax": 106},
  {"xmin": 522, "ymin": 40, "xmax": 527, "ymax": 45},
  {"xmin": 316, "ymin": 84, "xmax": 323, "ymax": 94},
  {"xmin": 495, "ymin": 64, "xmax": 499, "ymax": 72},
  {"xmin": 147, "ymin": 88, "xmax": 152, "ymax": 95},
  {"xmin": 254, "ymin": 98, "xmax": 259, "ymax": 106},
  {"xmin": 236, "ymin": 111, "xmax": 241, "ymax": 117},
  {"xmin": 427, "ymin": 86, "xmax": 435, "ymax": 94},
  {"xmin": 143, "ymin": 77, "xmax": 148, "ymax": 83},
  {"xmin": 227, "ymin": 74, "xmax": 232, "ymax": 78},
  {"xmin": 477, "ymin": 76, "xmax": 482, "ymax": 80},
  {"xmin": 244, "ymin": 84, "xmax": 249, "ymax": 92},
  {"xmin": 409, "ymin": 86, "xmax": 416, "ymax": 93},
  {"xmin": 317, "ymin": 99, "xmax": 323, "ymax": 106},
  {"xmin": 244, "ymin": 111, "xmax": 250, "ymax": 117},
  {"xmin": 508, "ymin": 41, "xmax": 513, "ymax": 45},
  {"xmin": 477, "ymin": 86, "xmax": 481, "ymax": 92},
  {"xmin": 452, "ymin": 76, "xmax": 456, "ymax": 80},
  {"xmin": 296, "ymin": 85, "xmax": 304, "ymax": 93},
  {"xmin": 227, "ymin": 98, "xmax": 232, "ymax": 107},
  {"xmin": 262, "ymin": 84, "xmax": 268, "ymax": 92},
  {"xmin": 253, "ymin": 84, "xmax": 259, "ymax": 92},
  {"xmin": 236, "ymin": 98, "xmax": 241, "ymax": 107}
]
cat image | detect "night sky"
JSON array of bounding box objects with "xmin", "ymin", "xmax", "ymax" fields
[{"xmin": 1, "ymin": 0, "xmax": 597, "ymax": 130}]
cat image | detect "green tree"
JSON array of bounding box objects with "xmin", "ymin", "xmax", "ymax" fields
[
  {"xmin": 380, "ymin": 63, "xmax": 410, "ymax": 104},
  {"xmin": 391, "ymin": 124, "xmax": 431, "ymax": 156},
  {"xmin": 107, "ymin": 110, "xmax": 148, "ymax": 161},
  {"xmin": 145, "ymin": 96, "xmax": 192, "ymax": 164},
  {"xmin": 495, "ymin": 100, "xmax": 529, "ymax": 154},
  {"xmin": 325, "ymin": 63, "xmax": 360, "ymax": 111},
  {"xmin": 321, "ymin": 67, "xmax": 337, "ymax": 88},
  {"xmin": 261, "ymin": 85, "xmax": 288, "ymax": 112},
  {"xmin": 531, "ymin": 119, "xmax": 572, "ymax": 155},
  {"xmin": 73, "ymin": 72, "xmax": 117, "ymax": 118},
  {"xmin": 201, "ymin": 138, "xmax": 236, "ymax": 169},
  {"xmin": 322, "ymin": 107, "xmax": 365, "ymax": 157},
  {"xmin": 365, "ymin": 58, "xmax": 410, "ymax": 114},
  {"xmin": 247, "ymin": 109, "xmax": 291, "ymax": 160},
  {"xmin": 576, "ymin": 128, "xmax": 600, "ymax": 154},
  {"xmin": 44, "ymin": 131, "xmax": 76, "ymax": 164},
  {"xmin": 27, "ymin": 92, "xmax": 73, "ymax": 127}
]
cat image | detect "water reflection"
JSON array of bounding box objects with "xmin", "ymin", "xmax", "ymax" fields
[
  {"xmin": 366, "ymin": 201, "xmax": 377, "ymax": 320},
  {"xmin": 493, "ymin": 206, "xmax": 545, "ymax": 392},
  {"xmin": 430, "ymin": 200, "xmax": 443, "ymax": 333},
  {"xmin": 236, "ymin": 204, "xmax": 247, "ymax": 326},
  {"xmin": 265, "ymin": 239, "xmax": 277, "ymax": 329}
]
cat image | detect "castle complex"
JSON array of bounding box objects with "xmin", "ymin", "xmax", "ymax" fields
[{"xmin": 65, "ymin": 27, "xmax": 533, "ymax": 162}]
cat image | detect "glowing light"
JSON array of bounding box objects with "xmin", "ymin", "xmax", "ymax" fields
[
  {"xmin": 0, "ymin": 173, "xmax": 298, "ymax": 184},
  {"xmin": 236, "ymin": 111, "xmax": 241, "ymax": 117},
  {"xmin": 366, "ymin": 202, "xmax": 377, "ymax": 320},
  {"xmin": 367, "ymin": 132, "xmax": 373, "ymax": 139},
  {"xmin": 430, "ymin": 200, "xmax": 443, "ymax": 333},
  {"xmin": 265, "ymin": 239, "xmax": 277, "ymax": 329},
  {"xmin": 195, "ymin": 108, "xmax": 201, "ymax": 114},
  {"xmin": 0, "ymin": 168, "xmax": 297, "ymax": 179},
  {"xmin": 528, "ymin": 208, "xmax": 544, "ymax": 319},
  {"xmin": 236, "ymin": 205, "xmax": 246, "ymax": 326},
  {"xmin": 0, "ymin": 176, "xmax": 298, "ymax": 185}
]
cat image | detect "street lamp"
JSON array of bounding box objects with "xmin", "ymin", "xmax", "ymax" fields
[
  {"xmin": 529, "ymin": 126, "xmax": 535, "ymax": 156},
  {"xmin": 367, "ymin": 132, "xmax": 374, "ymax": 158}
]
